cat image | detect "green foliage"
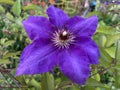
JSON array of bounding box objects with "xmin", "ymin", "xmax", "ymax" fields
[
  {"xmin": 0, "ymin": 0, "xmax": 14, "ymax": 5},
  {"xmin": 41, "ymin": 73, "xmax": 54, "ymax": 90},
  {"xmin": 23, "ymin": 4, "xmax": 38, "ymax": 11},
  {"xmin": 0, "ymin": 5, "xmax": 5, "ymax": 13},
  {"xmin": 11, "ymin": 0, "xmax": 21, "ymax": 17}
]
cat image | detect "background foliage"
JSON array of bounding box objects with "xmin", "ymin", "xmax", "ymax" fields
[{"xmin": 0, "ymin": 0, "xmax": 120, "ymax": 90}]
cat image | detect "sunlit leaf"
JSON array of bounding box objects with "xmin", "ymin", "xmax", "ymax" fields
[
  {"xmin": 6, "ymin": 13, "xmax": 14, "ymax": 21},
  {"xmin": 3, "ymin": 51, "xmax": 20, "ymax": 59},
  {"xmin": 0, "ymin": 59, "xmax": 11, "ymax": 64},
  {"xmin": 11, "ymin": 0, "xmax": 21, "ymax": 17},
  {"xmin": 97, "ymin": 22, "xmax": 116, "ymax": 35},
  {"xmin": 4, "ymin": 40, "xmax": 15, "ymax": 47},
  {"xmin": 0, "ymin": 5, "xmax": 5, "ymax": 13},
  {"xmin": 22, "ymin": 4, "xmax": 38, "ymax": 11},
  {"xmin": 0, "ymin": 0, "xmax": 14, "ymax": 5},
  {"xmin": 99, "ymin": 35, "xmax": 107, "ymax": 47},
  {"xmin": 106, "ymin": 34, "xmax": 120, "ymax": 47},
  {"xmin": 99, "ymin": 48, "xmax": 113, "ymax": 67},
  {"xmin": 105, "ymin": 47, "xmax": 115, "ymax": 58}
]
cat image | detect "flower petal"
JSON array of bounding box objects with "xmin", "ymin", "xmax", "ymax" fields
[
  {"xmin": 75, "ymin": 36, "xmax": 99, "ymax": 64},
  {"xmin": 65, "ymin": 15, "xmax": 98, "ymax": 36},
  {"xmin": 15, "ymin": 39, "xmax": 58, "ymax": 76},
  {"xmin": 22, "ymin": 16, "xmax": 52, "ymax": 40},
  {"xmin": 47, "ymin": 5, "xmax": 69, "ymax": 29},
  {"xmin": 58, "ymin": 48, "xmax": 90, "ymax": 85}
]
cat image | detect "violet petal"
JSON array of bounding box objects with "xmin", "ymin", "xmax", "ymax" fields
[
  {"xmin": 15, "ymin": 39, "xmax": 58, "ymax": 76},
  {"xmin": 58, "ymin": 49, "xmax": 90, "ymax": 85},
  {"xmin": 75, "ymin": 36, "xmax": 99, "ymax": 64},
  {"xmin": 22, "ymin": 16, "xmax": 53, "ymax": 40},
  {"xmin": 47, "ymin": 5, "xmax": 69, "ymax": 29},
  {"xmin": 66, "ymin": 15, "xmax": 98, "ymax": 36}
]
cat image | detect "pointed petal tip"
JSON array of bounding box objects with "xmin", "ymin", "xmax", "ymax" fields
[
  {"xmin": 89, "ymin": 15, "xmax": 98, "ymax": 22},
  {"xmin": 46, "ymin": 5, "xmax": 69, "ymax": 29}
]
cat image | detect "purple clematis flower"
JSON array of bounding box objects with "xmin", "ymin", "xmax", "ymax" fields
[{"xmin": 16, "ymin": 5, "xmax": 99, "ymax": 85}]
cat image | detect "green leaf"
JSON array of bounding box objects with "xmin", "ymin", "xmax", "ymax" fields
[
  {"xmin": 29, "ymin": 79, "xmax": 41, "ymax": 89},
  {"xmin": 11, "ymin": 0, "xmax": 21, "ymax": 17},
  {"xmin": 106, "ymin": 34, "xmax": 120, "ymax": 47},
  {"xmin": 84, "ymin": 86, "xmax": 95, "ymax": 90},
  {"xmin": 86, "ymin": 78, "xmax": 110, "ymax": 89},
  {"xmin": 105, "ymin": 47, "xmax": 116, "ymax": 58},
  {"xmin": 114, "ymin": 70, "xmax": 120, "ymax": 89},
  {"xmin": 3, "ymin": 51, "xmax": 20, "ymax": 59},
  {"xmin": 6, "ymin": 13, "xmax": 14, "ymax": 21},
  {"xmin": 41, "ymin": 73, "xmax": 54, "ymax": 90},
  {"xmin": 87, "ymin": 11, "xmax": 101, "ymax": 17},
  {"xmin": 0, "ymin": 79, "xmax": 5, "ymax": 83},
  {"xmin": 116, "ymin": 40, "xmax": 120, "ymax": 60},
  {"xmin": 22, "ymin": 4, "xmax": 37, "ymax": 11},
  {"xmin": 0, "ymin": 59, "xmax": 11, "ymax": 64},
  {"xmin": 0, "ymin": 5, "xmax": 5, "ymax": 13},
  {"xmin": 96, "ymin": 22, "xmax": 116, "ymax": 35},
  {"xmin": 99, "ymin": 35, "xmax": 107, "ymax": 47},
  {"xmin": 57, "ymin": 81, "xmax": 73, "ymax": 89},
  {"xmin": 4, "ymin": 40, "xmax": 15, "ymax": 47},
  {"xmin": 0, "ymin": 0, "xmax": 14, "ymax": 5},
  {"xmin": 68, "ymin": 86, "xmax": 80, "ymax": 90},
  {"xmin": 99, "ymin": 48, "xmax": 113, "ymax": 67},
  {"xmin": 16, "ymin": 76, "xmax": 27, "ymax": 85}
]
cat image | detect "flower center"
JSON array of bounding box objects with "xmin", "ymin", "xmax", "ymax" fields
[
  {"xmin": 59, "ymin": 31, "xmax": 69, "ymax": 41},
  {"xmin": 52, "ymin": 30, "xmax": 75, "ymax": 49}
]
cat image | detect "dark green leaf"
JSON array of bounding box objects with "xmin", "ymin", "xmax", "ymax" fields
[{"xmin": 41, "ymin": 73, "xmax": 54, "ymax": 90}]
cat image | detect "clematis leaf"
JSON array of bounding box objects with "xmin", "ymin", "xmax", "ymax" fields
[
  {"xmin": 28, "ymin": 78, "xmax": 41, "ymax": 89},
  {"xmin": 6, "ymin": 13, "xmax": 14, "ymax": 21},
  {"xmin": 96, "ymin": 22, "xmax": 116, "ymax": 35},
  {"xmin": 86, "ymin": 11, "xmax": 101, "ymax": 17},
  {"xmin": 86, "ymin": 78, "xmax": 110, "ymax": 89},
  {"xmin": 84, "ymin": 86, "xmax": 95, "ymax": 90},
  {"xmin": 0, "ymin": 0, "xmax": 14, "ymax": 5},
  {"xmin": 0, "ymin": 59, "xmax": 11, "ymax": 64},
  {"xmin": 3, "ymin": 51, "xmax": 20, "ymax": 59},
  {"xmin": 11, "ymin": 0, "xmax": 21, "ymax": 17},
  {"xmin": 22, "ymin": 4, "xmax": 38, "ymax": 11},
  {"xmin": 99, "ymin": 35, "xmax": 107, "ymax": 47},
  {"xmin": 4, "ymin": 40, "xmax": 15, "ymax": 47},
  {"xmin": 0, "ymin": 5, "xmax": 5, "ymax": 13},
  {"xmin": 105, "ymin": 47, "xmax": 115, "ymax": 58},
  {"xmin": 16, "ymin": 76, "xmax": 27, "ymax": 85},
  {"xmin": 99, "ymin": 48, "xmax": 113, "ymax": 67},
  {"xmin": 115, "ymin": 40, "xmax": 120, "ymax": 60},
  {"xmin": 106, "ymin": 34, "xmax": 120, "ymax": 47},
  {"xmin": 41, "ymin": 73, "xmax": 54, "ymax": 90}
]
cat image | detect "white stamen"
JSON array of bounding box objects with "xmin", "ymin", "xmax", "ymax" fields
[
  {"xmin": 62, "ymin": 31, "xmax": 67, "ymax": 36},
  {"xmin": 51, "ymin": 30, "xmax": 75, "ymax": 49}
]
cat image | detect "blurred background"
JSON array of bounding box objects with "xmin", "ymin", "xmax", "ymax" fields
[{"xmin": 0, "ymin": 0, "xmax": 120, "ymax": 90}]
